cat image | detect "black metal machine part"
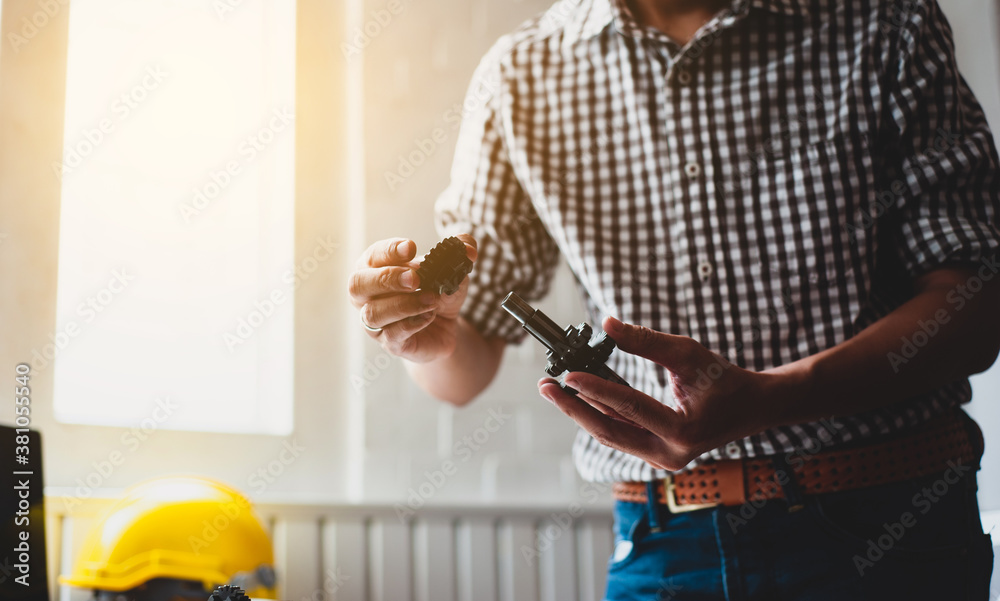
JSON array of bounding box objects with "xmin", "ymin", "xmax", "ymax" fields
[
  {"xmin": 208, "ymin": 585, "xmax": 251, "ymax": 601},
  {"xmin": 500, "ymin": 292, "xmax": 630, "ymax": 392},
  {"xmin": 416, "ymin": 236, "xmax": 474, "ymax": 295}
]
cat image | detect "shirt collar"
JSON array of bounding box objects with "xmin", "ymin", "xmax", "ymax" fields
[{"xmin": 575, "ymin": 0, "xmax": 810, "ymax": 42}]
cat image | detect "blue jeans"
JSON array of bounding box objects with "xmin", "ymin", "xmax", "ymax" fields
[{"xmin": 605, "ymin": 463, "xmax": 994, "ymax": 600}]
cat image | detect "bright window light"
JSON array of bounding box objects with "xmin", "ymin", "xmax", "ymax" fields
[{"xmin": 53, "ymin": 0, "xmax": 296, "ymax": 435}]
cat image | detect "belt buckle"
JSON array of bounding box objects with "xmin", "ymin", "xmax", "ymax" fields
[{"xmin": 664, "ymin": 473, "xmax": 719, "ymax": 513}]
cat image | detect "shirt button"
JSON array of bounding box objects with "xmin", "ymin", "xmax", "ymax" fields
[
  {"xmin": 676, "ymin": 69, "xmax": 692, "ymax": 85},
  {"xmin": 697, "ymin": 261, "xmax": 713, "ymax": 281},
  {"xmin": 684, "ymin": 162, "xmax": 701, "ymax": 178}
]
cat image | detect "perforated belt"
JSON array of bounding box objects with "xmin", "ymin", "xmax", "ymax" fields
[{"xmin": 612, "ymin": 411, "xmax": 983, "ymax": 512}]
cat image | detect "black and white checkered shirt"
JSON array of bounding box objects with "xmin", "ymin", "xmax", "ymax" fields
[{"xmin": 436, "ymin": 0, "xmax": 1000, "ymax": 482}]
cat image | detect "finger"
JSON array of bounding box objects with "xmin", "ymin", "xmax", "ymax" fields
[
  {"xmin": 348, "ymin": 266, "xmax": 419, "ymax": 304},
  {"xmin": 453, "ymin": 233, "xmax": 478, "ymax": 263},
  {"xmin": 361, "ymin": 290, "xmax": 439, "ymax": 330},
  {"xmin": 380, "ymin": 310, "xmax": 436, "ymax": 345},
  {"xmin": 538, "ymin": 377, "xmax": 646, "ymax": 428},
  {"xmin": 360, "ymin": 238, "xmax": 416, "ymax": 268},
  {"xmin": 539, "ymin": 381, "xmax": 665, "ymax": 460},
  {"xmin": 562, "ymin": 371, "xmax": 679, "ymax": 434},
  {"xmin": 603, "ymin": 316, "xmax": 698, "ymax": 368},
  {"xmin": 579, "ymin": 394, "xmax": 647, "ymax": 428}
]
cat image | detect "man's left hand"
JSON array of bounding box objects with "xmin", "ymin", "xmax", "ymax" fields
[{"xmin": 538, "ymin": 316, "xmax": 799, "ymax": 471}]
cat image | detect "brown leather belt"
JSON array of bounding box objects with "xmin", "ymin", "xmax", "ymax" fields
[{"xmin": 613, "ymin": 411, "xmax": 983, "ymax": 512}]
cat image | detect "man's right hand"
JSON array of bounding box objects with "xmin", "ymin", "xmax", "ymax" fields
[{"xmin": 348, "ymin": 235, "xmax": 478, "ymax": 363}]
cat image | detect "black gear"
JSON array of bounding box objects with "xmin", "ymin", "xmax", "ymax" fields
[
  {"xmin": 209, "ymin": 585, "xmax": 250, "ymax": 601},
  {"xmin": 544, "ymin": 323, "xmax": 617, "ymax": 378},
  {"xmin": 500, "ymin": 292, "xmax": 629, "ymax": 388},
  {"xmin": 416, "ymin": 236, "xmax": 474, "ymax": 295}
]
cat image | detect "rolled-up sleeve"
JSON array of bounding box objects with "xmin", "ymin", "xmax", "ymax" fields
[
  {"xmin": 435, "ymin": 41, "xmax": 561, "ymax": 343},
  {"xmin": 885, "ymin": 0, "xmax": 1000, "ymax": 276}
]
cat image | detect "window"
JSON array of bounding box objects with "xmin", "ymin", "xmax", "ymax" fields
[{"xmin": 53, "ymin": 0, "xmax": 296, "ymax": 434}]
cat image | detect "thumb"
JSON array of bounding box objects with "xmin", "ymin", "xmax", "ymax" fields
[
  {"xmin": 454, "ymin": 233, "xmax": 478, "ymax": 263},
  {"xmin": 603, "ymin": 316, "xmax": 693, "ymax": 369}
]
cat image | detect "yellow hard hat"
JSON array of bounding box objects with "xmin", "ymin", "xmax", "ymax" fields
[{"xmin": 60, "ymin": 476, "xmax": 276, "ymax": 600}]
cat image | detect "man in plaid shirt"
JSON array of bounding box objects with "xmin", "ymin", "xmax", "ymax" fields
[{"xmin": 350, "ymin": 0, "xmax": 1000, "ymax": 597}]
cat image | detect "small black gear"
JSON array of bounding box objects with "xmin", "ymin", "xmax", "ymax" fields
[
  {"xmin": 416, "ymin": 236, "xmax": 474, "ymax": 295},
  {"xmin": 209, "ymin": 585, "xmax": 251, "ymax": 601},
  {"xmin": 544, "ymin": 323, "xmax": 617, "ymax": 378}
]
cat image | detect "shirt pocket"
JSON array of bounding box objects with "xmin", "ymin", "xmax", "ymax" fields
[{"xmin": 735, "ymin": 136, "xmax": 874, "ymax": 356}]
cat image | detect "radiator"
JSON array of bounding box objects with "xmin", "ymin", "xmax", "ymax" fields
[{"xmin": 46, "ymin": 497, "xmax": 615, "ymax": 601}]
